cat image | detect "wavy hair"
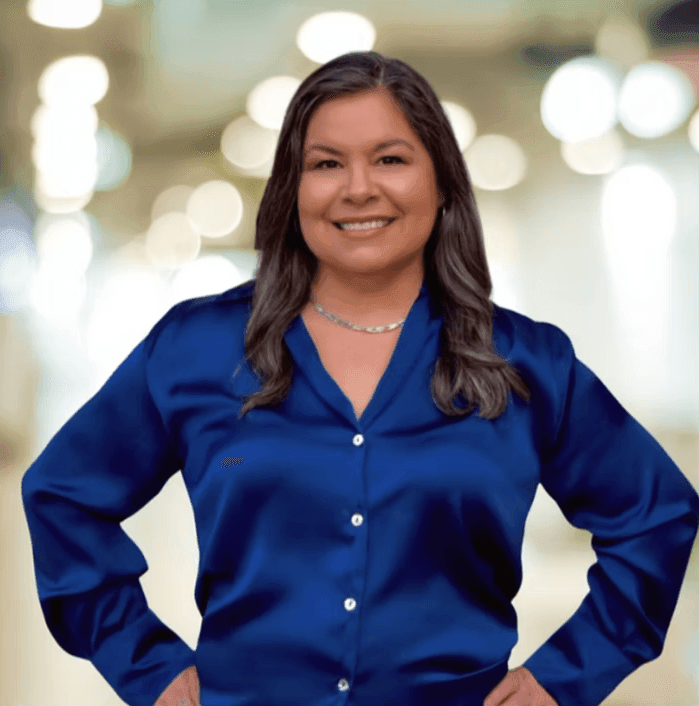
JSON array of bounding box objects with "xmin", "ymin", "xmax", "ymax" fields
[{"xmin": 234, "ymin": 50, "xmax": 530, "ymax": 420}]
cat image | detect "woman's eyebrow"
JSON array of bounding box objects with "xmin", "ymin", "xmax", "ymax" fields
[{"xmin": 304, "ymin": 138, "xmax": 415, "ymax": 156}]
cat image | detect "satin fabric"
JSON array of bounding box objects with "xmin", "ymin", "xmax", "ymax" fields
[{"xmin": 21, "ymin": 277, "xmax": 699, "ymax": 706}]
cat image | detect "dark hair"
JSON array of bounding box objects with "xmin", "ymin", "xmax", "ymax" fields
[{"xmin": 235, "ymin": 50, "xmax": 530, "ymax": 420}]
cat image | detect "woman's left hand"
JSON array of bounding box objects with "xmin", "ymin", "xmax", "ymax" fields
[{"xmin": 483, "ymin": 666, "xmax": 559, "ymax": 706}]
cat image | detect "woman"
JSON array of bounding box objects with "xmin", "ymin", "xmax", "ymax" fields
[{"xmin": 21, "ymin": 51, "xmax": 699, "ymax": 706}]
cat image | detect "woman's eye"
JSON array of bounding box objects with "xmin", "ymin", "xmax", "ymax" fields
[{"xmin": 313, "ymin": 155, "xmax": 405, "ymax": 169}]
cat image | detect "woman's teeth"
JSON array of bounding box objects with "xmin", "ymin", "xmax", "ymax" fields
[{"xmin": 336, "ymin": 219, "xmax": 392, "ymax": 231}]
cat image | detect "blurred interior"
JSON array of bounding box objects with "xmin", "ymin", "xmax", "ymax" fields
[{"xmin": 1, "ymin": 0, "xmax": 698, "ymax": 704}]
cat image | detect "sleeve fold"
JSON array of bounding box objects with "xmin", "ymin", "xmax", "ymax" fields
[
  {"xmin": 21, "ymin": 312, "xmax": 196, "ymax": 706},
  {"xmin": 522, "ymin": 326, "xmax": 699, "ymax": 706}
]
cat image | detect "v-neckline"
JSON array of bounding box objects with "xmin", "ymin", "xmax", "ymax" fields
[
  {"xmin": 283, "ymin": 278, "xmax": 436, "ymax": 426},
  {"xmin": 299, "ymin": 309, "xmax": 402, "ymax": 421}
]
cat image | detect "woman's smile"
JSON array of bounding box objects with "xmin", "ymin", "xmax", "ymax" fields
[{"xmin": 333, "ymin": 218, "xmax": 397, "ymax": 235}]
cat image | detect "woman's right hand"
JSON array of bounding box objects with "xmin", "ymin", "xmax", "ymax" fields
[{"xmin": 153, "ymin": 665, "xmax": 201, "ymax": 706}]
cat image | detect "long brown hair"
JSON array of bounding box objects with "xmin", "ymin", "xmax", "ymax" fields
[{"xmin": 234, "ymin": 50, "xmax": 530, "ymax": 420}]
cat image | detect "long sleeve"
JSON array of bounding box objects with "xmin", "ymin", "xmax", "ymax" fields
[
  {"xmin": 522, "ymin": 326, "xmax": 699, "ymax": 706},
  {"xmin": 21, "ymin": 307, "xmax": 196, "ymax": 706}
]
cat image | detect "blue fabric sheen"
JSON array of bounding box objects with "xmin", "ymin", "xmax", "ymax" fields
[{"xmin": 21, "ymin": 276, "xmax": 699, "ymax": 706}]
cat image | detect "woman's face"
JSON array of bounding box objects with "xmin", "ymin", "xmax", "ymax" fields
[{"xmin": 297, "ymin": 88, "xmax": 445, "ymax": 279}]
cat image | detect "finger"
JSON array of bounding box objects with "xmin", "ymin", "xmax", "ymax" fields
[
  {"xmin": 483, "ymin": 670, "xmax": 519, "ymax": 706},
  {"xmin": 187, "ymin": 678, "xmax": 201, "ymax": 706}
]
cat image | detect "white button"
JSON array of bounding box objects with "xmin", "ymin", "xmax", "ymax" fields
[
  {"xmin": 351, "ymin": 513, "xmax": 363, "ymax": 526},
  {"xmin": 344, "ymin": 597, "xmax": 356, "ymax": 611},
  {"xmin": 338, "ymin": 678, "xmax": 350, "ymax": 691},
  {"xmin": 353, "ymin": 434, "xmax": 364, "ymax": 446}
]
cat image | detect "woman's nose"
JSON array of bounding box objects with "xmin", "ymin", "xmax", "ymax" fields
[{"xmin": 344, "ymin": 161, "xmax": 378, "ymax": 196}]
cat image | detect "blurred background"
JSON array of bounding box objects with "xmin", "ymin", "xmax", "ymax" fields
[{"xmin": 1, "ymin": 0, "xmax": 699, "ymax": 704}]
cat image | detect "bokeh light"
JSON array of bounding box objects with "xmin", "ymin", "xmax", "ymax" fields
[
  {"xmin": 28, "ymin": 0, "xmax": 102, "ymax": 29},
  {"xmin": 247, "ymin": 76, "xmax": 302, "ymax": 130},
  {"xmin": 221, "ymin": 115, "xmax": 279, "ymax": 177},
  {"xmin": 465, "ymin": 135, "xmax": 528, "ymax": 191},
  {"xmin": 296, "ymin": 11, "xmax": 376, "ymax": 64},
  {"xmin": 601, "ymin": 162, "xmax": 676, "ymax": 268},
  {"xmin": 86, "ymin": 265, "xmax": 171, "ymax": 376},
  {"xmin": 95, "ymin": 125, "xmax": 132, "ymax": 191},
  {"xmin": 0, "ymin": 227, "xmax": 37, "ymax": 314},
  {"xmin": 34, "ymin": 211, "xmax": 94, "ymax": 276},
  {"xmin": 617, "ymin": 61, "xmax": 696, "ymax": 139},
  {"xmin": 689, "ymin": 109, "xmax": 699, "ymax": 153},
  {"xmin": 186, "ymin": 180, "xmax": 244, "ymax": 238},
  {"xmin": 441, "ymin": 101, "xmax": 477, "ymax": 152},
  {"xmin": 145, "ymin": 211, "xmax": 201, "ymax": 269},
  {"xmin": 541, "ymin": 56, "xmax": 622, "ymax": 143},
  {"xmin": 32, "ymin": 58, "xmax": 109, "ymax": 212},
  {"xmin": 595, "ymin": 16, "xmax": 650, "ymax": 69},
  {"xmin": 151, "ymin": 185, "xmax": 195, "ymax": 222},
  {"xmin": 561, "ymin": 129, "xmax": 625, "ymax": 175},
  {"xmin": 38, "ymin": 55, "xmax": 109, "ymax": 106},
  {"xmin": 170, "ymin": 254, "xmax": 244, "ymax": 304}
]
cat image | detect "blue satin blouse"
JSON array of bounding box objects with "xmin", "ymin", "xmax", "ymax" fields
[{"xmin": 21, "ymin": 276, "xmax": 699, "ymax": 706}]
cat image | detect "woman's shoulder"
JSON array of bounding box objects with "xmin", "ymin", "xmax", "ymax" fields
[
  {"xmin": 491, "ymin": 301, "xmax": 572, "ymax": 363},
  {"xmin": 178, "ymin": 277, "xmax": 256, "ymax": 312},
  {"xmin": 146, "ymin": 278, "xmax": 256, "ymax": 351}
]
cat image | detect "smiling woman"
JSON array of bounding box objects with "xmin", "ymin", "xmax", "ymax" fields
[
  {"xmin": 19, "ymin": 47, "xmax": 699, "ymax": 706},
  {"xmin": 293, "ymin": 87, "xmax": 449, "ymax": 420},
  {"xmin": 238, "ymin": 50, "xmax": 532, "ymax": 422},
  {"xmin": 297, "ymin": 87, "xmax": 445, "ymax": 329}
]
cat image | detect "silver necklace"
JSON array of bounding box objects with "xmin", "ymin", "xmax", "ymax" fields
[{"xmin": 311, "ymin": 299, "xmax": 405, "ymax": 333}]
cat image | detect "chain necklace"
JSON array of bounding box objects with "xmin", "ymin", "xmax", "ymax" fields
[{"xmin": 311, "ymin": 300, "xmax": 405, "ymax": 333}]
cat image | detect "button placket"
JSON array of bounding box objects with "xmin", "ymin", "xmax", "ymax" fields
[{"xmin": 340, "ymin": 434, "xmax": 365, "ymax": 696}]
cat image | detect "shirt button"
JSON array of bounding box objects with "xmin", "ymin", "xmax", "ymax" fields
[
  {"xmin": 338, "ymin": 678, "xmax": 350, "ymax": 691},
  {"xmin": 352, "ymin": 434, "xmax": 364, "ymax": 446},
  {"xmin": 344, "ymin": 597, "xmax": 356, "ymax": 611},
  {"xmin": 351, "ymin": 513, "xmax": 363, "ymax": 526}
]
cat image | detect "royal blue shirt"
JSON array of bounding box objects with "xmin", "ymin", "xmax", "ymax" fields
[{"xmin": 21, "ymin": 276, "xmax": 699, "ymax": 706}]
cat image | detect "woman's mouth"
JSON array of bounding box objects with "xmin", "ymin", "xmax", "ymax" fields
[{"xmin": 333, "ymin": 218, "xmax": 396, "ymax": 233}]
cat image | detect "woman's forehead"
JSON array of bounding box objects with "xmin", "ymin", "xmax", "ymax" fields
[{"xmin": 304, "ymin": 93, "xmax": 414, "ymax": 145}]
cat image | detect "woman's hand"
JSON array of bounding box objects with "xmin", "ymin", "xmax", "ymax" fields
[
  {"xmin": 483, "ymin": 666, "xmax": 559, "ymax": 706},
  {"xmin": 153, "ymin": 665, "xmax": 201, "ymax": 706}
]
